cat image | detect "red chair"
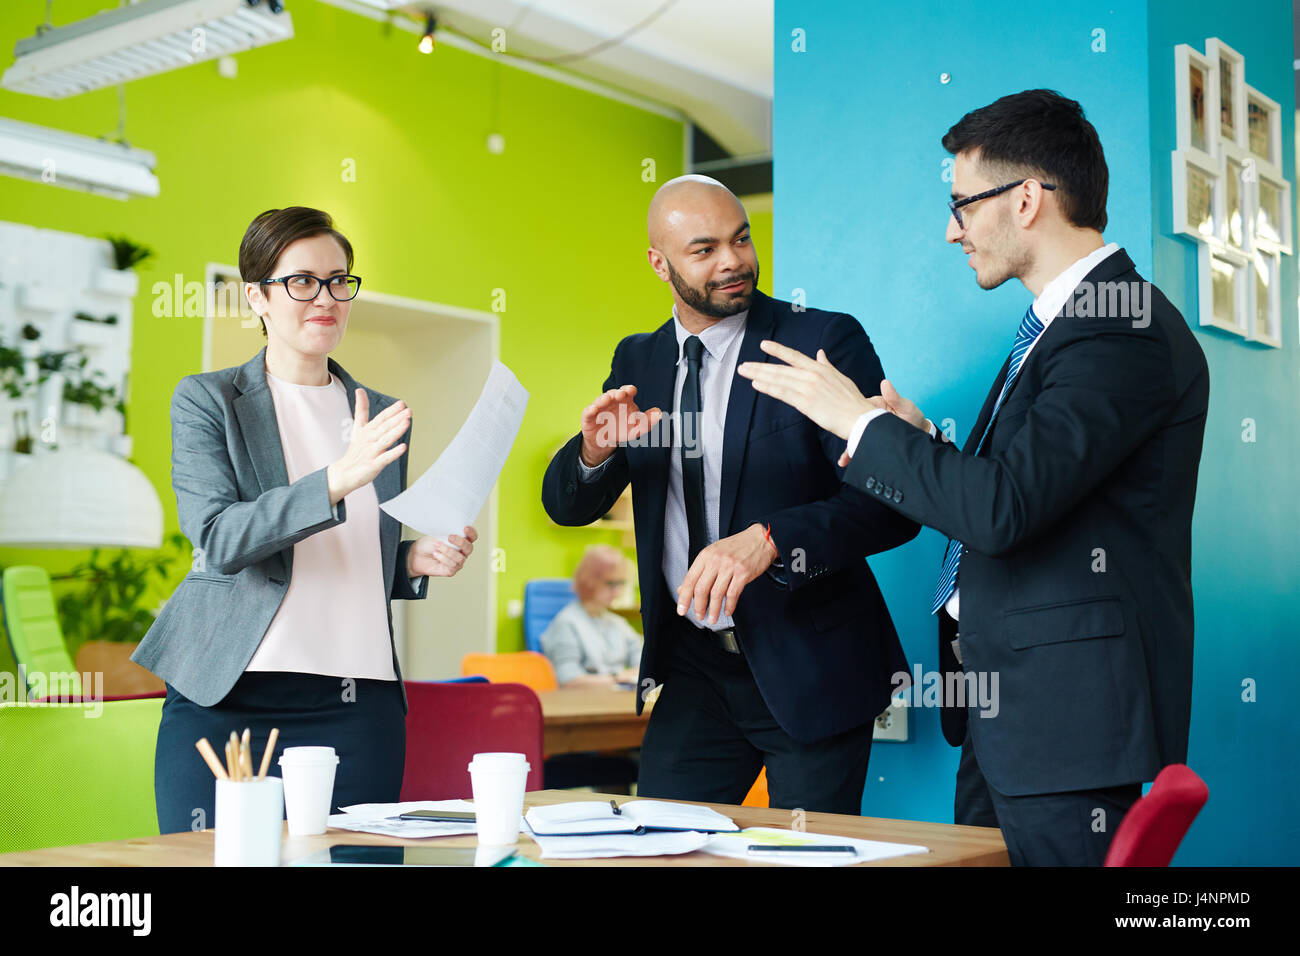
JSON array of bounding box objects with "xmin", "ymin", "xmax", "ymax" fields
[
  {"xmin": 400, "ymin": 680, "xmax": 544, "ymax": 801},
  {"xmin": 1104, "ymin": 764, "xmax": 1209, "ymax": 867}
]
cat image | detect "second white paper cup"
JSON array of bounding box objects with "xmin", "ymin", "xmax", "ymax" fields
[
  {"xmin": 278, "ymin": 746, "xmax": 339, "ymax": 837},
  {"xmin": 468, "ymin": 752, "xmax": 530, "ymax": 846}
]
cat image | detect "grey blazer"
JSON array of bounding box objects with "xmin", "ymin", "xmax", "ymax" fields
[{"xmin": 132, "ymin": 346, "xmax": 428, "ymax": 712}]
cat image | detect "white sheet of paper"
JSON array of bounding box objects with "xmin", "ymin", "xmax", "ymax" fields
[
  {"xmin": 379, "ymin": 361, "xmax": 528, "ymax": 539},
  {"xmin": 703, "ymin": 827, "xmax": 930, "ymax": 866},
  {"xmin": 327, "ymin": 798, "xmax": 527, "ymax": 839},
  {"xmin": 530, "ymin": 831, "xmax": 712, "ymax": 860}
]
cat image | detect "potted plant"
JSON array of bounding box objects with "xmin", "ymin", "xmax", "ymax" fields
[
  {"xmin": 93, "ymin": 235, "xmax": 153, "ymax": 296},
  {"xmin": 62, "ymin": 353, "xmax": 119, "ymax": 432},
  {"xmin": 51, "ymin": 532, "xmax": 187, "ymax": 696},
  {"xmin": 105, "ymin": 235, "xmax": 155, "ymax": 271}
]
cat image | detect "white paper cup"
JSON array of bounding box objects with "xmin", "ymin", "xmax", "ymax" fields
[
  {"xmin": 278, "ymin": 746, "xmax": 339, "ymax": 837},
  {"xmin": 468, "ymin": 752, "xmax": 530, "ymax": 846},
  {"xmin": 214, "ymin": 777, "xmax": 284, "ymax": 867}
]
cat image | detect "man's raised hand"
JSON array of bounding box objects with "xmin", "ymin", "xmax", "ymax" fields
[{"xmin": 579, "ymin": 384, "xmax": 662, "ymax": 467}]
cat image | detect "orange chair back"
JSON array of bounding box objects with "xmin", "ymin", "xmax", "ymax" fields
[
  {"xmin": 742, "ymin": 766, "xmax": 769, "ymax": 807},
  {"xmin": 461, "ymin": 651, "xmax": 558, "ymax": 693}
]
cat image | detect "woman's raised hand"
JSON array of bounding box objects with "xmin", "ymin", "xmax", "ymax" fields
[{"xmin": 326, "ymin": 389, "xmax": 411, "ymax": 504}]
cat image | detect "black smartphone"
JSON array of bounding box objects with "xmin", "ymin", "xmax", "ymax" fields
[{"xmin": 396, "ymin": 809, "xmax": 477, "ymax": 822}]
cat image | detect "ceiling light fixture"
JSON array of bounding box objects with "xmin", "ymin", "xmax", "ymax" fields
[
  {"xmin": 418, "ymin": 12, "xmax": 437, "ymax": 54},
  {"xmin": 0, "ymin": 116, "xmax": 159, "ymax": 199},
  {"xmin": 2, "ymin": 0, "xmax": 294, "ymax": 99}
]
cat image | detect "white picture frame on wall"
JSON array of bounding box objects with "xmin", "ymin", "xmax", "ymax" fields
[
  {"xmin": 1174, "ymin": 43, "xmax": 1219, "ymax": 161},
  {"xmin": 1252, "ymin": 166, "xmax": 1292, "ymax": 254},
  {"xmin": 1173, "ymin": 149, "xmax": 1221, "ymax": 242},
  {"xmin": 1244, "ymin": 84, "xmax": 1282, "ymax": 169},
  {"xmin": 1206, "ymin": 38, "xmax": 1246, "ymax": 149},
  {"xmin": 1247, "ymin": 249, "xmax": 1282, "ymax": 347},
  {"xmin": 1198, "ymin": 244, "xmax": 1250, "ymax": 337},
  {"xmin": 1220, "ymin": 143, "xmax": 1253, "ymax": 251}
]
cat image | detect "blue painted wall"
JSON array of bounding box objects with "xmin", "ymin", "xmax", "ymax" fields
[
  {"xmin": 774, "ymin": 0, "xmax": 1297, "ymax": 864},
  {"xmin": 1145, "ymin": 1, "xmax": 1299, "ymax": 867}
]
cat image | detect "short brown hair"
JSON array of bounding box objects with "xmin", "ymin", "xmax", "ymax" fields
[
  {"xmin": 239, "ymin": 206, "xmax": 354, "ymax": 337},
  {"xmin": 942, "ymin": 90, "xmax": 1108, "ymax": 232}
]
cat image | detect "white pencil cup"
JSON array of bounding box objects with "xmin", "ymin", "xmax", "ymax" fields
[{"xmin": 214, "ymin": 777, "xmax": 284, "ymax": 867}]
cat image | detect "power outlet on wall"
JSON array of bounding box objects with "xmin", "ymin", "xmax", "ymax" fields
[{"xmin": 872, "ymin": 697, "xmax": 908, "ymax": 742}]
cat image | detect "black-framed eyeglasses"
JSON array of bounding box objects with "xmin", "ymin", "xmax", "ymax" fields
[
  {"xmin": 262, "ymin": 273, "xmax": 362, "ymax": 301},
  {"xmin": 948, "ymin": 180, "xmax": 1056, "ymax": 228}
]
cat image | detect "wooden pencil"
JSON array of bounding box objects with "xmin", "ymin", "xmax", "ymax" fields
[
  {"xmin": 195, "ymin": 738, "xmax": 229, "ymax": 781},
  {"xmin": 257, "ymin": 727, "xmax": 280, "ymax": 781}
]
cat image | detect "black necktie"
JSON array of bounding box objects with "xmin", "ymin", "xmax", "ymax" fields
[{"xmin": 680, "ymin": 335, "xmax": 708, "ymax": 565}]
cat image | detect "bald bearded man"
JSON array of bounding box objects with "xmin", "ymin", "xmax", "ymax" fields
[{"xmin": 542, "ymin": 176, "xmax": 919, "ymax": 812}]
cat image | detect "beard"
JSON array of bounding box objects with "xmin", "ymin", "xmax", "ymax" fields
[
  {"xmin": 666, "ymin": 258, "xmax": 759, "ymax": 318},
  {"xmin": 973, "ymin": 209, "xmax": 1032, "ymax": 290}
]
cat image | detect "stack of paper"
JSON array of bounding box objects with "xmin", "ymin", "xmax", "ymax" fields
[{"xmin": 328, "ymin": 799, "xmax": 523, "ymax": 839}]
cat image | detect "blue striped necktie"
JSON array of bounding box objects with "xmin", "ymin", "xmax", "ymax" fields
[{"xmin": 930, "ymin": 305, "xmax": 1046, "ymax": 615}]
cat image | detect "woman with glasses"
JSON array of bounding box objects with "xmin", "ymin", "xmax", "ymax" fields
[{"xmin": 134, "ymin": 206, "xmax": 477, "ymax": 833}]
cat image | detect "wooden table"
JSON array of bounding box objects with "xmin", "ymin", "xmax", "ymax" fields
[
  {"xmin": 0, "ymin": 789, "xmax": 1007, "ymax": 867},
  {"xmin": 537, "ymin": 687, "xmax": 652, "ymax": 757}
]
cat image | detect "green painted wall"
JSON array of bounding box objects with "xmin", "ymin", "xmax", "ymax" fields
[{"xmin": 0, "ymin": 0, "xmax": 683, "ymax": 671}]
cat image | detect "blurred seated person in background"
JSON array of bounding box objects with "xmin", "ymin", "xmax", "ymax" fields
[{"xmin": 542, "ymin": 545, "xmax": 643, "ymax": 687}]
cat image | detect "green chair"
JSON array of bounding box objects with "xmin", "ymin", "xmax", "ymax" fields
[
  {"xmin": 0, "ymin": 698, "xmax": 163, "ymax": 853},
  {"xmin": 1, "ymin": 566, "xmax": 81, "ymax": 698}
]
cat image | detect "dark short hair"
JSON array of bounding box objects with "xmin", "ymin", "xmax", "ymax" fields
[
  {"xmin": 942, "ymin": 89, "xmax": 1108, "ymax": 232},
  {"xmin": 238, "ymin": 207, "xmax": 354, "ymax": 337}
]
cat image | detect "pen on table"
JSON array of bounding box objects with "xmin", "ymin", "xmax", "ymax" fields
[
  {"xmin": 195, "ymin": 738, "xmax": 229, "ymax": 781},
  {"xmin": 257, "ymin": 727, "xmax": 279, "ymax": 781},
  {"xmin": 610, "ymin": 800, "xmax": 621, "ymax": 815}
]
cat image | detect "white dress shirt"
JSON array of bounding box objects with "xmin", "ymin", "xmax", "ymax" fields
[
  {"xmin": 578, "ymin": 306, "xmax": 748, "ymax": 629},
  {"xmin": 845, "ymin": 242, "xmax": 1120, "ymax": 620}
]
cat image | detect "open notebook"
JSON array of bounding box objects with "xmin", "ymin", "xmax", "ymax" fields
[{"xmin": 524, "ymin": 800, "xmax": 740, "ymax": 836}]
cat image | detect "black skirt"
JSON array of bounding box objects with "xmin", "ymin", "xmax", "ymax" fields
[{"xmin": 153, "ymin": 670, "xmax": 405, "ymax": 835}]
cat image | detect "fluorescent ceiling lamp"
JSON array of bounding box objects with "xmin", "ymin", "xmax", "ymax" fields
[
  {"xmin": 0, "ymin": 116, "xmax": 159, "ymax": 199},
  {"xmin": 2, "ymin": 0, "xmax": 294, "ymax": 99}
]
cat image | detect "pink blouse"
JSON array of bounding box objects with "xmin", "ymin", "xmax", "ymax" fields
[{"xmin": 244, "ymin": 370, "xmax": 396, "ymax": 680}]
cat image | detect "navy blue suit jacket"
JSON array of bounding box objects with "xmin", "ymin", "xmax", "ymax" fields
[
  {"xmin": 542, "ymin": 291, "xmax": 918, "ymax": 742},
  {"xmin": 844, "ymin": 250, "xmax": 1208, "ymax": 795}
]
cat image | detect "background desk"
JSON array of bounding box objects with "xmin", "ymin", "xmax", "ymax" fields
[
  {"xmin": 0, "ymin": 789, "xmax": 1007, "ymax": 867},
  {"xmin": 538, "ymin": 688, "xmax": 651, "ymax": 757}
]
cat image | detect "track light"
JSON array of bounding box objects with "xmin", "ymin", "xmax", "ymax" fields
[{"xmin": 418, "ymin": 13, "xmax": 436, "ymax": 54}]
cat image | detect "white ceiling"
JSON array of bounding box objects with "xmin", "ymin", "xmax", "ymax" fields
[
  {"xmin": 509, "ymin": 0, "xmax": 773, "ymax": 98},
  {"xmin": 340, "ymin": 0, "xmax": 774, "ymax": 154}
]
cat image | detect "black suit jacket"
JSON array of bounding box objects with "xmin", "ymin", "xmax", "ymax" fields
[
  {"xmin": 845, "ymin": 249, "xmax": 1209, "ymax": 795},
  {"xmin": 542, "ymin": 290, "xmax": 919, "ymax": 743}
]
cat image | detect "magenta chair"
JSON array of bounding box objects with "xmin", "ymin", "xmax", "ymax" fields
[
  {"xmin": 400, "ymin": 680, "xmax": 544, "ymax": 801},
  {"xmin": 1104, "ymin": 764, "xmax": 1209, "ymax": 866}
]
